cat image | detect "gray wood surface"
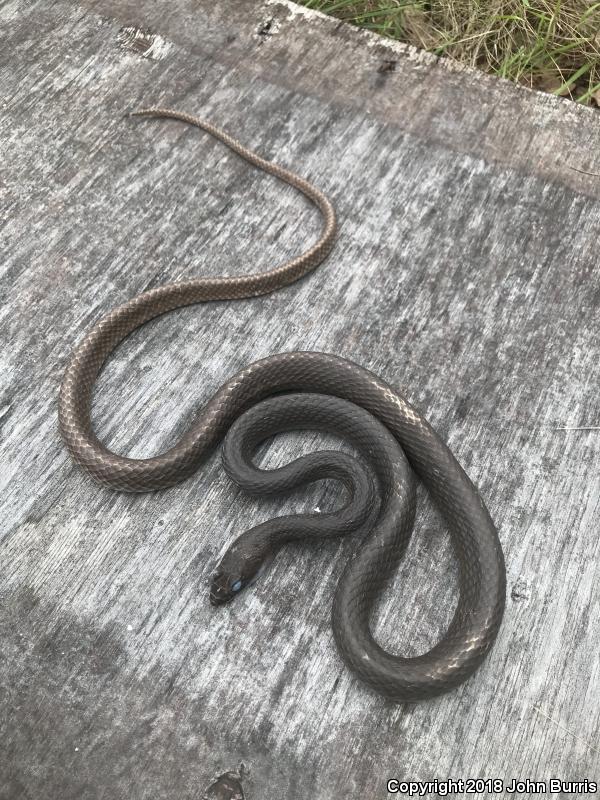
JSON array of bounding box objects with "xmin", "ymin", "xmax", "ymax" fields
[{"xmin": 1, "ymin": 1, "xmax": 599, "ymax": 798}]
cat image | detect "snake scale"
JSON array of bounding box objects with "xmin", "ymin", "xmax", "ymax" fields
[{"xmin": 58, "ymin": 108, "xmax": 506, "ymax": 701}]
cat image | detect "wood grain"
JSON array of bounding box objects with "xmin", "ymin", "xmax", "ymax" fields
[{"xmin": 0, "ymin": 1, "xmax": 599, "ymax": 798}]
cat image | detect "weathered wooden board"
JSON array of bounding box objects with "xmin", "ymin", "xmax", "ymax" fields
[{"xmin": 1, "ymin": 1, "xmax": 599, "ymax": 798}]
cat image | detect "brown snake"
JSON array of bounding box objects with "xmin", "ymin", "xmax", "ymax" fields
[{"xmin": 58, "ymin": 108, "xmax": 505, "ymax": 701}]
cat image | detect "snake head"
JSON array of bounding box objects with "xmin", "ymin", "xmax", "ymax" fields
[
  {"xmin": 209, "ymin": 546, "xmax": 262, "ymax": 606},
  {"xmin": 209, "ymin": 569, "xmax": 246, "ymax": 606}
]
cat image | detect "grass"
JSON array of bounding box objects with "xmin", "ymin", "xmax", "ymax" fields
[{"xmin": 297, "ymin": 0, "xmax": 600, "ymax": 105}]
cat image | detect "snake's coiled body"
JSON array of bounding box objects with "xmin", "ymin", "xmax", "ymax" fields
[{"xmin": 59, "ymin": 108, "xmax": 505, "ymax": 701}]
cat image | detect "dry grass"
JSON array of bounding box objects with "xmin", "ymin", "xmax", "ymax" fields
[{"xmin": 298, "ymin": 0, "xmax": 600, "ymax": 104}]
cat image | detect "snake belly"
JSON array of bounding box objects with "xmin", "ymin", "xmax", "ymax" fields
[{"xmin": 58, "ymin": 108, "xmax": 506, "ymax": 701}]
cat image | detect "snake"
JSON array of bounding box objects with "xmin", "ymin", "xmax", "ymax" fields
[{"xmin": 58, "ymin": 108, "xmax": 506, "ymax": 701}]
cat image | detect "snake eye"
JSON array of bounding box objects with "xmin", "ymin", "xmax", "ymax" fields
[{"xmin": 231, "ymin": 580, "xmax": 242, "ymax": 592}]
